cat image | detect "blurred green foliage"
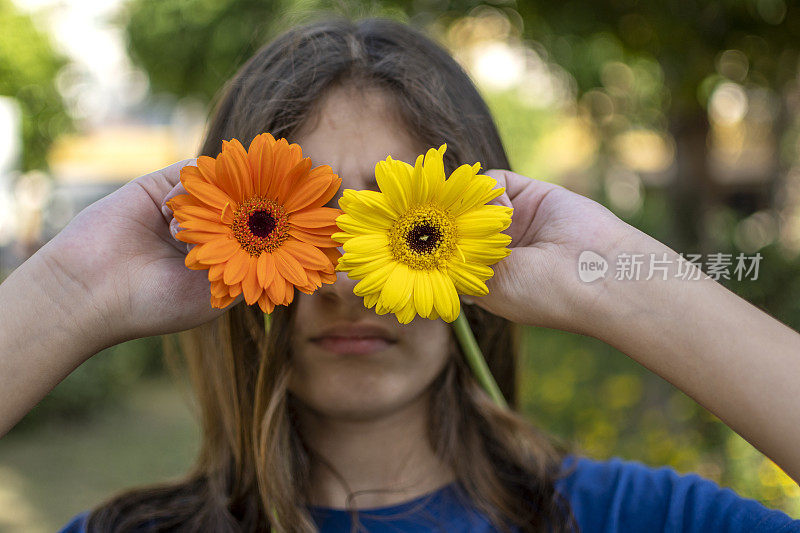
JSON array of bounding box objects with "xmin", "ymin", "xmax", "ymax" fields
[
  {"xmin": 0, "ymin": 0, "xmax": 71, "ymax": 170},
  {"xmin": 14, "ymin": 336, "xmax": 165, "ymax": 432}
]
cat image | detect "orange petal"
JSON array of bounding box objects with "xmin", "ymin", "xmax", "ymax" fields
[
  {"xmin": 247, "ymin": 134, "xmax": 266, "ymax": 196},
  {"xmin": 214, "ymin": 151, "xmax": 242, "ymax": 203},
  {"xmin": 228, "ymin": 282, "xmax": 243, "ymax": 298},
  {"xmin": 210, "ymin": 279, "xmax": 230, "ymax": 298},
  {"xmin": 185, "ymin": 245, "xmax": 205, "ymax": 270},
  {"xmin": 267, "ymin": 275, "xmax": 286, "ymax": 304},
  {"xmin": 168, "ymin": 193, "xmax": 221, "ymax": 215},
  {"xmin": 282, "ymin": 239, "xmax": 333, "ymax": 270},
  {"xmin": 174, "ymin": 205, "xmax": 224, "ymax": 222},
  {"xmin": 196, "ymin": 155, "xmax": 217, "ymax": 182},
  {"xmin": 241, "ymin": 257, "xmax": 262, "ymax": 305},
  {"xmin": 197, "ymin": 238, "xmax": 240, "ymax": 264},
  {"xmin": 266, "ymin": 139, "xmax": 292, "ymax": 199},
  {"xmin": 314, "ymin": 174, "xmax": 342, "ymax": 208},
  {"xmin": 289, "ymin": 207, "xmax": 342, "ymax": 228},
  {"xmin": 320, "ymin": 270, "xmax": 337, "ymax": 284},
  {"xmin": 208, "ymin": 262, "xmax": 225, "ymax": 281},
  {"xmin": 275, "ymin": 158, "xmax": 312, "ymax": 205},
  {"xmin": 222, "ymin": 138, "xmax": 252, "ymax": 199},
  {"xmin": 178, "ymin": 218, "xmax": 230, "ymax": 234},
  {"xmin": 176, "ymin": 229, "xmax": 224, "ymax": 244},
  {"xmin": 220, "ymin": 202, "xmax": 235, "ymax": 225},
  {"xmin": 305, "ymin": 268, "xmax": 322, "ymax": 288},
  {"xmin": 274, "ymin": 247, "xmax": 308, "ymax": 286},
  {"xmin": 210, "ymin": 293, "xmax": 236, "ymax": 309},
  {"xmin": 288, "ymin": 227, "xmax": 339, "ymax": 248},
  {"xmin": 258, "ymin": 292, "xmax": 275, "ymax": 314},
  {"xmin": 257, "ymin": 135, "xmax": 276, "ymax": 198},
  {"xmin": 223, "ymin": 249, "xmax": 251, "ymax": 285},
  {"xmin": 283, "ymin": 173, "xmax": 335, "ymax": 213},
  {"xmin": 182, "ymin": 175, "xmax": 234, "ymax": 211},
  {"xmin": 292, "ymin": 223, "xmax": 339, "ymax": 236},
  {"xmin": 257, "ymin": 251, "xmax": 275, "ymax": 288},
  {"xmin": 283, "ymin": 285, "xmax": 295, "ymax": 306},
  {"xmin": 322, "ymin": 247, "xmax": 343, "ymax": 264}
]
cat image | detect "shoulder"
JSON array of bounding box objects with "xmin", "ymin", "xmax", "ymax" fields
[
  {"xmin": 554, "ymin": 453, "xmax": 800, "ymax": 533},
  {"xmin": 58, "ymin": 510, "xmax": 89, "ymax": 533}
]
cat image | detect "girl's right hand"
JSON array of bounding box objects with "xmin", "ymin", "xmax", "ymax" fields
[{"xmin": 41, "ymin": 159, "xmax": 243, "ymax": 346}]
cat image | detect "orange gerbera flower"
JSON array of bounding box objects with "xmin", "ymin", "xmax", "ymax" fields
[{"xmin": 166, "ymin": 133, "xmax": 342, "ymax": 313}]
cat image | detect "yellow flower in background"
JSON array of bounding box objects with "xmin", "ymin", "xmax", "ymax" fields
[{"xmin": 332, "ymin": 144, "xmax": 513, "ymax": 324}]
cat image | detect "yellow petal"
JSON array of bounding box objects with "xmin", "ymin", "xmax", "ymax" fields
[
  {"xmin": 342, "ymin": 233, "xmax": 389, "ymax": 255},
  {"xmin": 458, "ymin": 241, "xmax": 511, "ymax": 265},
  {"xmin": 395, "ymin": 297, "xmax": 418, "ymax": 324},
  {"xmin": 375, "ymin": 158, "xmax": 409, "ymax": 213},
  {"xmin": 353, "ymin": 261, "xmax": 397, "ymax": 297},
  {"xmin": 447, "ymin": 262, "xmax": 489, "ymax": 296},
  {"xmin": 455, "ymin": 205, "xmax": 513, "ymax": 237},
  {"xmin": 412, "ymin": 270, "xmax": 434, "ymax": 317},
  {"xmin": 347, "ymin": 254, "xmax": 394, "ymax": 279},
  {"xmin": 379, "ymin": 262, "xmax": 413, "ymax": 311},
  {"xmin": 428, "ymin": 268, "xmax": 459, "ymax": 322},
  {"xmin": 438, "ymin": 163, "xmax": 477, "ymax": 211}
]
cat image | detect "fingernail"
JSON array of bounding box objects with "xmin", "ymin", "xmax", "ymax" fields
[
  {"xmin": 170, "ymin": 218, "xmax": 181, "ymax": 239},
  {"xmin": 162, "ymin": 205, "xmax": 172, "ymax": 219}
]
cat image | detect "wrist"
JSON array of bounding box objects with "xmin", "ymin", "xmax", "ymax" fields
[
  {"xmin": 26, "ymin": 240, "xmax": 122, "ymax": 355},
  {"xmin": 564, "ymin": 225, "xmax": 678, "ymax": 340}
]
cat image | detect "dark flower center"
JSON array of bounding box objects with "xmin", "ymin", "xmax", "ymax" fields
[
  {"xmin": 406, "ymin": 223, "xmax": 441, "ymax": 254},
  {"xmin": 248, "ymin": 210, "xmax": 276, "ymax": 238}
]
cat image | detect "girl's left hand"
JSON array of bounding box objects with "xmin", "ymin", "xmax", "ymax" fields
[{"xmin": 472, "ymin": 169, "xmax": 639, "ymax": 333}]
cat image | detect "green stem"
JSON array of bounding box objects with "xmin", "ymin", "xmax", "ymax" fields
[
  {"xmin": 452, "ymin": 308, "xmax": 507, "ymax": 408},
  {"xmin": 264, "ymin": 311, "xmax": 271, "ymax": 335}
]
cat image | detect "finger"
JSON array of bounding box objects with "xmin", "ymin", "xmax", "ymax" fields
[
  {"xmin": 483, "ymin": 169, "xmax": 561, "ymax": 206},
  {"xmin": 135, "ymin": 158, "xmax": 197, "ymax": 211}
]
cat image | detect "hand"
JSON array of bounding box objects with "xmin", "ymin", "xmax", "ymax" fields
[
  {"xmin": 471, "ymin": 169, "xmax": 638, "ymax": 333},
  {"xmin": 40, "ymin": 159, "xmax": 243, "ymax": 345}
]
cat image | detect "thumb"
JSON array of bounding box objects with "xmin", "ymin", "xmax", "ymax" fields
[{"xmin": 133, "ymin": 158, "xmax": 197, "ymax": 216}]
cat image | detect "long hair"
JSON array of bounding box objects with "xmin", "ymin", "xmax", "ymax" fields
[{"xmin": 87, "ymin": 15, "xmax": 579, "ymax": 533}]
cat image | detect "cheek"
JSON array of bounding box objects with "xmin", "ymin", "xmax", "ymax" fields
[{"xmin": 288, "ymin": 324, "xmax": 452, "ymax": 418}]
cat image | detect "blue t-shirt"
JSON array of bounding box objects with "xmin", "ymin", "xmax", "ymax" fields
[{"xmin": 58, "ymin": 454, "xmax": 800, "ymax": 532}]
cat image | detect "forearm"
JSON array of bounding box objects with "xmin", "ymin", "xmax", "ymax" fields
[
  {"xmin": 0, "ymin": 242, "xmax": 113, "ymax": 436},
  {"xmin": 582, "ymin": 230, "xmax": 800, "ymax": 483}
]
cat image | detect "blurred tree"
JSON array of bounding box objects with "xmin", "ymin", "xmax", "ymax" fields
[
  {"xmin": 0, "ymin": 0, "xmax": 71, "ymax": 170},
  {"xmin": 424, "ymin": 0, "xmax": 800, "ymax": 250},
  {"xmin": 122, "ymin": 0, "xmax": 400, "ymax": 102}
]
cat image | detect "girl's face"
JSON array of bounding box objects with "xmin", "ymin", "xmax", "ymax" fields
[{"xmin": 288, "ymin": 85, "xmax": 453, "ymax": 420}]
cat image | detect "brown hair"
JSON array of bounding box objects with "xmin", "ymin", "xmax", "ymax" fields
[{"xmin": 87, "ymin": 15, "xmax": 579, "ymax": 533}]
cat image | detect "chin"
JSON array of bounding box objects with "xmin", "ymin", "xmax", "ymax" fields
[{"xmin": 289, "ymin": 365, "xmax": 429, "ymax": 422}]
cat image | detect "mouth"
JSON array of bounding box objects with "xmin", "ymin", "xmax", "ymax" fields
[{"xmin": 309, "ymin": 322, "xmax": 397, "ymax": 355}]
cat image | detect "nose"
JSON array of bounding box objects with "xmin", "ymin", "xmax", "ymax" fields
[{"xmin": 316, "ymin": 247, "xmax": 362, "ymax": 304}]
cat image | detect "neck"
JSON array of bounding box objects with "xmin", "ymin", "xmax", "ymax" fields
[{"xmin": 294, "ymin": 390, "xmax": 455, "ymax": 509}]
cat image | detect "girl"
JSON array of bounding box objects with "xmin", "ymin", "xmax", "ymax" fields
[{"xmin": 1, "ymin": 16, "xmax": 798, "ymax": 533}]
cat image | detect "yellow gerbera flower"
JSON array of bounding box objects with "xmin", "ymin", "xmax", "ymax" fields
[{"xmin": 332, "ymin": 144, "xmax": 513, "ymax": 324}]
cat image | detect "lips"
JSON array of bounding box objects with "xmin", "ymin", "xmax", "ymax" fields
[{"xmin": 310, "ymin": 322, "xmax": 397, "ymax": 355}]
